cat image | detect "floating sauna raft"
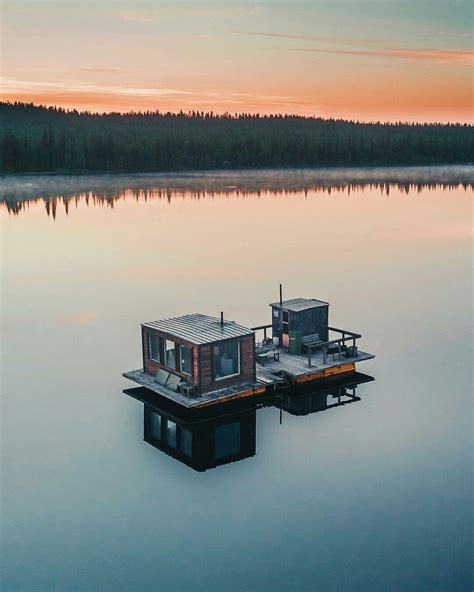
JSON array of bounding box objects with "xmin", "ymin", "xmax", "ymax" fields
[{"xmin": 123, "ymin": 292, "xmax": 374, "ymax": 409}]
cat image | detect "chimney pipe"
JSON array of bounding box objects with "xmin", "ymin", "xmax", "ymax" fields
[
  {"xmin": 279, "ymin": 283, "xmax": 283, "ymax": 307},
  {"xmin": 220, "ymin": 311, "xmax": 224, "ymax": 326}
]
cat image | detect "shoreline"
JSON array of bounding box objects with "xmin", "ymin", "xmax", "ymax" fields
[{"xmin": 1, "ymin": 162, "xmax": 473, "ymax": 179}]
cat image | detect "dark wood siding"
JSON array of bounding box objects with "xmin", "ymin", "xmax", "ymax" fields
[{"xmin": 198, "ymin": 334, "xmax": 256, "ymax": 395}]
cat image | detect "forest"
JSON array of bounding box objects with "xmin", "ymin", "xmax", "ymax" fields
[{"xmin": 0, "ymin": 101, "xmax": 472, "ymax": 174}]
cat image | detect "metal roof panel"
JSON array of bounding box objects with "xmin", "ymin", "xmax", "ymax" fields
[{"xmin": 143, "ymin": 313, "xmax": 253, "ymax": 345}]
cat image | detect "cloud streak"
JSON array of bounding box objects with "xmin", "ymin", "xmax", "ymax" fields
[
  {"xmin": 78, "ymin": 67, "xmax": 130, "ymax": 74},
  {"xmin": 285, "ymin": 46, "xmax": 473, "ymax": 65},
  {"xmin": 0, "ymin": 77, "xmax": 191, "ymax": 98},
  {"xmin": 237, "ymin": 30, "xmax": 473, "ymax": 65},
  {"xmin": 235, "ymin": 30, "xmax": 387, "ymax": 48}
]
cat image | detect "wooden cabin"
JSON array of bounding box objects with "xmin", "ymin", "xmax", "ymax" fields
[{"xmin": 140, "ymin": 313, "xmax": 256, "ymax": 398}]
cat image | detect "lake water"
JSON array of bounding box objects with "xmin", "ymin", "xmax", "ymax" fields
[{"xmin": 1, "ymin": 168, "xmax": 472, "ymax": 591}]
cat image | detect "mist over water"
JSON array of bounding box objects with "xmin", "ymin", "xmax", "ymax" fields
[
  {"xmin": 1, "ymin": 169, "xmax": 472, "ymax": 591},
  {"xmin": 1, "ymin": 165, "xmax": 473, "ymax": 215}
]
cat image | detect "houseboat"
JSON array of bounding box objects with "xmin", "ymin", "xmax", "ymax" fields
[{"xmin": 123, "ymin": 287, "xmax": 375, "ymax": 409}]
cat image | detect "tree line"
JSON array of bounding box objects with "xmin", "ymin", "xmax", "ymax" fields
[{"xmin": 1, "ymin": 101, "xmax": 472, "ymax": 174}]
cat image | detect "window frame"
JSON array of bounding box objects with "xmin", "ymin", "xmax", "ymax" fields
[
  {"xmin": 148, "ymin": 332, "xmax": 162, "ymax": 363},
  {"xmin": 177, "ymin": 344, "xmax": 193, "ymax": 377},
  {"xmin": 164, "ymin": 339, "xmax": 176, "ymax": 369},
  {"xmin": 213, "ymin": 340, "xmax": 241, "ymax": 382}
]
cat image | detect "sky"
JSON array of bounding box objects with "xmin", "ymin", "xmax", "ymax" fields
[{"xmin": 1, "ymin": 0, "xmax": 473, "ymax": 122}]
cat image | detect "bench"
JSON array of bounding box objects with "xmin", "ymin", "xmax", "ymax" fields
[{"xmin": 257, "ymin": 350, "xmax": 280, "ymax": 366}]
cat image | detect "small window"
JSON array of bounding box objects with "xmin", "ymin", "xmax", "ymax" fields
[
  {"xmin": 148, "ymin": 333, "xmax": 161, "ymax": 363},
  {"xmin": 166, "ymin": 420, "xmax": 177, "ymax": 449},
  {"xmin": 178, "ymin": 345, "xmax": 193, "ymax": 376},
  {"xmin": 164, "ymin": 339, "xmax": 176, "ymax": 368},
  {"xmin": 150, "ymin": 412, "xmax": 162, "ymax": 440},
  {"xmin": 213, "ymin": 341, "xmax": 240, "ymax": 380}
]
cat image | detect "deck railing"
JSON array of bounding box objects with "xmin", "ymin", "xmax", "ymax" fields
[
  {"xmin": 251, "ymin": 324, "xmax": 273, "ymax": 347},
  {"xmin": 251, "ymin": 324, "xmax": 363, "ymax": 368},
  {"xmin": 308, "ymin": 327, "xmax": 362, "ymax": 366}
]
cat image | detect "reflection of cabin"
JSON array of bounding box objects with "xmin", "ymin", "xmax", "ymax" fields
[
  {"xmin": 141, "ymin": 313, "xmax": 256, "ymax": 397},
  {"xmin": 272, "ymin": 372, "xmax": 374, "ymax": 416},
  {"xmin": 125, "ymin": 387, "xmax": 256, "ymax": 472},
  {"xmin": 123, "ymin": 371, "xmax": 374, "ymax": 471},
  {"xmin": 270, "ymin": 297, "xmax": 329, "ymax": 348},
  {"xmin": 144, "ymin": 404, "xmax": 256, "ymax": 472}
]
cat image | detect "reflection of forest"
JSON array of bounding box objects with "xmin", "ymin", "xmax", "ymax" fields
[{"xmin": 2, "ymin": 167, "xmax": 472, "ymax": 217}]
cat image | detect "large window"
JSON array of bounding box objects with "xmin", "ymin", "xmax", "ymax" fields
[
  {"xmin": 164, "ymin": 339, "xmax": 176, "ymax": 368},
  {"xmin": 215, "ymin": 422, "xmax": 240, "ymax": 459},
  {"xmin": 148, "ymin": 333, "xmax": 161, "ymax": 362},
  {"xmin": 180, "ymin": 427, "xmax": 192, "ymax": 457},
  {"xmin": 178, "ymin": 345, "xmax": 193, "ymax": 376},
  {"xmin": 213, "ymin": 341, "xmax": 240, "ymax": 380}
]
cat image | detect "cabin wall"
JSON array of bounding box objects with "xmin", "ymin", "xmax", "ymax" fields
[
  {"xmin": 290, "ymin": 307, "xmax": 329, "ymax": 341},
  {"xmin": 198, "ymin": 334, "xmax": 256, "ymax": 395}
]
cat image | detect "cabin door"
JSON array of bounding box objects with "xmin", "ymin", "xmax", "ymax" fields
[{"xmin": 282, "ymin": 311, "xmax": 290, "ymax": 348}]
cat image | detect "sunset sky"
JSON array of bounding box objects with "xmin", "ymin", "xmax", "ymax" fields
[{"xmin": 2, "ymin": 0, "xmax": 473, "ymax": 122}]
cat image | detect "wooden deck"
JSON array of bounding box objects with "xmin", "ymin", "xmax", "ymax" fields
[
  {"xmin": 123, "ymin": 369, "xmax": 266, "ymax": 408},
  {"xmin": 255, "ymin": 347, "xmax": 374, "ymax": 385},
  {"xmin": 124, "ymin": 345, "xmax": 374, "ymax": 408}
]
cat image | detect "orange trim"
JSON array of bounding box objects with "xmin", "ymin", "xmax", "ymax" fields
[{"xmin": 293, "ymin": 363, "xmax": 356, "ymax": 384}]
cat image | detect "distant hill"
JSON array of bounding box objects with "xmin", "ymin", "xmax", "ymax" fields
[{"xmin": 0, "ymin": 102, "xmax": 472, "ymax": 174}]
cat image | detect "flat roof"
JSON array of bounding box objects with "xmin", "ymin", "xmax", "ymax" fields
[
  {"xmin": 143, "ymin": 313, "xmax": 254, "ymax": 345},
  {"xmin": 270, "ymin": 297, "xmax": 329, "ymax": 312}
]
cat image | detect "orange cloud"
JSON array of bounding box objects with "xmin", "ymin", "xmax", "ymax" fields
[{"xmin": 61, "ymin": 312, "xmax": 97, "ymax": 326}]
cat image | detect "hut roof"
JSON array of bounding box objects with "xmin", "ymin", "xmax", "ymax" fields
[{"xmin": 270, "ymin": 297, "xmax": 329, "ymax": 312}]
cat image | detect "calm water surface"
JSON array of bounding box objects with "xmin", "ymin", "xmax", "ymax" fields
[{"xmin": 1, "ymin": 169, "xmax": 472, "ymax": 591}]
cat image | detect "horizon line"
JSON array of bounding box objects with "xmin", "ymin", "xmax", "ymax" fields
[{"xmin": 2, "ymin": 101, "xmax": 472, "ymax": 127}]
